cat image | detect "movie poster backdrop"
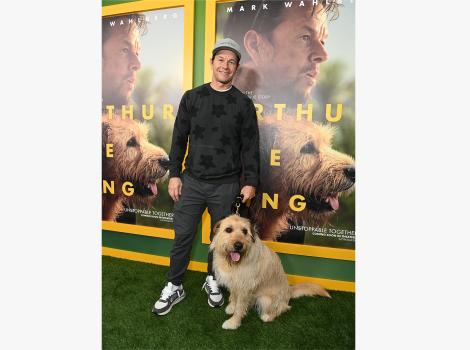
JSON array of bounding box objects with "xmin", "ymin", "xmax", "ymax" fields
[
  {"xmin": 102, "ymin": 1, "xmax": 192, "ymax": 238},
  {"xmin": 214, "ymin": 0, "xmax": 355, "ymax": 250}
]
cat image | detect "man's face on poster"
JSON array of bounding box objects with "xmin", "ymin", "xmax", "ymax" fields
[
  {"xmin": 258, "ymin": 5, "xmax": 329, "ymax": 102},
  {"xmin": 102, "ymin": 23, "xmax": 141, "ymax": 107}
]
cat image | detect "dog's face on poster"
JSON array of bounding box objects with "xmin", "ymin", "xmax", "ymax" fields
[
  {"xmin": 258, "ymin": 118, "xmax": 355, "ymax": 225},
  {"xmin": 102, "ymin": 117, "xmax": 169, "ymax": 207}
]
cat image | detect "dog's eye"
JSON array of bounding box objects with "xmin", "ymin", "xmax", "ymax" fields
[
  {"xmin": 225, "ymin": 227, "xmax": 233, "ymax": 233},
  {"xmin": 127, "ymin": 137, "xmax": 138, "ymax": 147},
  {"xmin": 242, "ymin": 228, "xmax": 248, "ymax": 235},
  {"xmin": 300, "ymin": 142, "xmax": 316, "ymax": 154}
]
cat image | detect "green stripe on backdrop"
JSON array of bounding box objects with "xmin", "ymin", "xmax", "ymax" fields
[
  {"xmin": 102, "ymin": 230, "xmax": 355, "ymax": 282},
  {"xmin": 278, "ymin": 254, "xmax": 354, "ymax": 282},
  {"xmin": 103, "ymin": 228, "xmax": 209, "ymax": 261}
]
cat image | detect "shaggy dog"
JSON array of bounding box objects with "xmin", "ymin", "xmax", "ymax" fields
[
  {"xmin": 102, "ymin": 117, "xmax": 170, "ymax": 221},
  {"xmin": 211, "ymin": 214, "xmax": 331, "ymax": 330},
  {"xmin": 250, "ymin": 117, "xmax": 355, "ymax": 240}
]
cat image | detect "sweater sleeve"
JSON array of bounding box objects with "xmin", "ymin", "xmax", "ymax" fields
[
  {"xmin": 169, "ymin": 91, "xmax": 191, "ymax": 178},
  {"xmin": 240, "ymin": 100, "xmax": 260, "ymax": 188}
]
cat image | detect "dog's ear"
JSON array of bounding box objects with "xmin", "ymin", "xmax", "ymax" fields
[
  {"xmin": 213, "ymin": 220, "xmax": 222, "ymax": 237},
  {"xmin": 249, "ymin": 222, "xmax": 258, "ymax": 243},
  {"xmin": 102, "ymin": 121, "xmax": 110, "ymax": 152}
]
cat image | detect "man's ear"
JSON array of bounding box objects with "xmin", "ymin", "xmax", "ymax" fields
[{"xmin": 244, "ymin": 29, "xmax": 273, "ymax": 65}]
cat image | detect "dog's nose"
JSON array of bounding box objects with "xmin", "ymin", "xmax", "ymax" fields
[
  {"xmin": 234, "ymin": 241, "xmax": 243, "ymax": 251},
  {"xmin": 158, "ymin": 156, "xmax": 171, "ymax": 170},
  {"xmin": 343, "ymin": 166, "xmax": 355, "ymax": 182}
]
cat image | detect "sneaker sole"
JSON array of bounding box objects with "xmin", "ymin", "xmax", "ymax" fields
[
  {"xmin": 152, "ymin": 292, "xmax": 185, "ymax": 316},
  {"xmin": 203, "ymin": 282, "xmax": 224, "ymax": 308},
  {"xmin": 207, "ymin": 298, "xmax": 224, "ymax": 308}
]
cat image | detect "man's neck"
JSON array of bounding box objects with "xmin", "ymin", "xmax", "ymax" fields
[{"xmin": 210, "ymin": 81, "xmax": 233, "ymax": 92}]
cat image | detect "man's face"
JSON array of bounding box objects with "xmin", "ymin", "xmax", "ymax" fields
[
  {"xmin": 211, "ymin": 49, "xmax": 238, "ymax": 85},
  {"xmin": 102, "ymin": 24, "xmax": 141, "ymax": 107},
  {"xmin": 259, "ymin": 5, "xmax": 329, "ymax": 102}
]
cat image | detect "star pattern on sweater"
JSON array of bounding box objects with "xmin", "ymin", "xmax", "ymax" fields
[
  {"xmin": 234, "ymin": 112, "xmax": 244, "ymax": 127},
  {"xmin": 212, "ymin": 104, "xmax": 227, "ymax": 118},
  {"xmin": 226, "ymin": 94, "xmax": 237, "ymax": 104},
  {"xmin": 200, "ymin": 155, "xmax": 215, "ymax": 169},
  {"xmin": 219, "ymin": 134, "xmax": 231, "ymax": 146},
  {"xmin": 196, "ymin": 87, "xmax": 210, "ymax": 97},
  {"xmin": 192, "ymin": 124, "xmax": 205, "ymax": 140},
  {"xmin": 190, "ymin": 105, "xmax": 199, "ymax": 118}
]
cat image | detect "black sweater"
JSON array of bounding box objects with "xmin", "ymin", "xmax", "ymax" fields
[{"xmin": 169, "ymin": 83, "xmax": 260, "ymax": 188}]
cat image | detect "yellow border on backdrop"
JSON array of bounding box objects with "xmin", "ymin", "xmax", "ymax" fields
[
  {"xmin": 103, "ymin": 247, "xmax": 355, "ymax": 292},
  {"xmin": 203, "ymin": 0, "xmax": 355, "ymax": 261},
  {"xmin": 102, "ymin": 0, "xmax": 194, "ymax": 239}
]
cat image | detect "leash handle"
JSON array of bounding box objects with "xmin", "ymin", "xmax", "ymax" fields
[{"xmin": 234, "ymin": 193, "xmax": 244, "ymax": 216}]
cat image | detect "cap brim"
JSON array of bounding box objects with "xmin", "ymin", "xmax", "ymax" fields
[{"xmin": 212, "ymin": 46, "xmax": 240, "ymax": 60}]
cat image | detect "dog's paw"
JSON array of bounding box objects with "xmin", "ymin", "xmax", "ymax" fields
[
  {"xmin": 260, "ymin": 314, "xmax": 275, "ymax": 322},
  {"xmin": 225, "ymin": 303, "xmax": 235, "ymax": 315},
  {"xmin": 222, "ymin": 318, "xmax": 241, "ymax": 330}
]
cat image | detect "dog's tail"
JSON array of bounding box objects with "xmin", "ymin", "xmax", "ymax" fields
[{"xmin": 290, "ymin": 283, "xmax": 331, "ymax": 299}]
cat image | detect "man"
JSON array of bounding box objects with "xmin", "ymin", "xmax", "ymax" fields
[
  {"xmin": 224, "ymin": 0, "xmax": 339, "ymax": 110},
  {"xmin": 102, "ymin": 14, "xmax": 146, "ymax": 224},
  {"xmin": 152, "ymin": 38, "xmax": 260, "ymax": 315},
  {"xmin": 102, "ymin": 13, "xmax": 145, "ymax": 109}
]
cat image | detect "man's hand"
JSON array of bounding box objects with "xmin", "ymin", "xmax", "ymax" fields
[
  {"xmin": 240, "ymin": 185, "xmax": 256, "ymax": 203},
  {"xmin": 168, "ymin": 177, "xmax": 183, "ymax": 202}
]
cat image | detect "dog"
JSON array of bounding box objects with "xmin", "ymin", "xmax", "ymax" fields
[
  {"xmin": 250, "ymin": 117, "xmax": 355, "ymax": 240},
  {"xmin": 210, "ymin": 214, "xmax": 331, "ymax": 330},
  {"xmin": 102, "ymin": 116, "xmax": 170, "ymax": 221}
]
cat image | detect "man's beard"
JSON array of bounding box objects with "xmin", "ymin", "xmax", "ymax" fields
[
  {"xmin": 102, "ymin": 88, "xmax": 131, "ymax": 110},
  {"xmin": 217, "ymin": 77, "xmax": 233, "ymax": 85}
]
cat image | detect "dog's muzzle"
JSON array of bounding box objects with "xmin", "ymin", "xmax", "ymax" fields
[{"xmin": 229, "ymin": 241, "xmax": 244, "ymax": 263}]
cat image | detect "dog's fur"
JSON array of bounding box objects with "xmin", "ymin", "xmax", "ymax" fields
[
  {"xmin": 250, "ymin": 117, "xmax": 355, "ymax": 240},
  {"xmin": 210, "ymin": 214, "xmax": 331, "ymax": 330},
  {"xmin": 102, "ymin": 117, "xmax": 169, "ymax": 221}
]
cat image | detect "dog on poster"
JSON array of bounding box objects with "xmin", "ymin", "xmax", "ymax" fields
[
  {"xmin": 250, "ymin": 117, "xmax": 356, "ymax": 241},
  {"xmin": 102, "ymin": 117, "xmax": 170, "ymax": 221},
  {"xmin": 210, "ymin": 214, "xmax": 331, "ymax": 330}
]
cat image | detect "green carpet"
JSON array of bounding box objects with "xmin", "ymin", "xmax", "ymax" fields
[{"xmin": 102, "ymin": 256, "xmax": 355, "ymax": 349}]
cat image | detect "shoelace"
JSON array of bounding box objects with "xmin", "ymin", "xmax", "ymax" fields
[
  {"xmin": 160, "ymin": 283, "xmax": 175, "ymax": 301},
  {"xmin": 207, "ymin": 278, "xmax": 220, "ymax": 294}
]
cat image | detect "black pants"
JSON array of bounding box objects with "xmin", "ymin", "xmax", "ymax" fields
[{"xmin": 167, "ymin": 172, "xmax": 240, "ymax": 286}]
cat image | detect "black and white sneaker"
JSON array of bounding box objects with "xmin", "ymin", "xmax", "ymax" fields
[
  {"xmin": 152, "ymin": 282, "xmax": 185, "ymax": 315},
  {"xmin": 202, "ymin": 275, "xmax": 224, "ymax": 307}
]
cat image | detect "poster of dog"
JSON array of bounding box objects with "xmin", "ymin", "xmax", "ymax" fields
[
  {"xmin": 215, "ymin": 0, "xmax": 356, "ymax": 249},
  {"xmin": 102, "ymin": 5, "xmax": 187, "ymax": 230}
]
